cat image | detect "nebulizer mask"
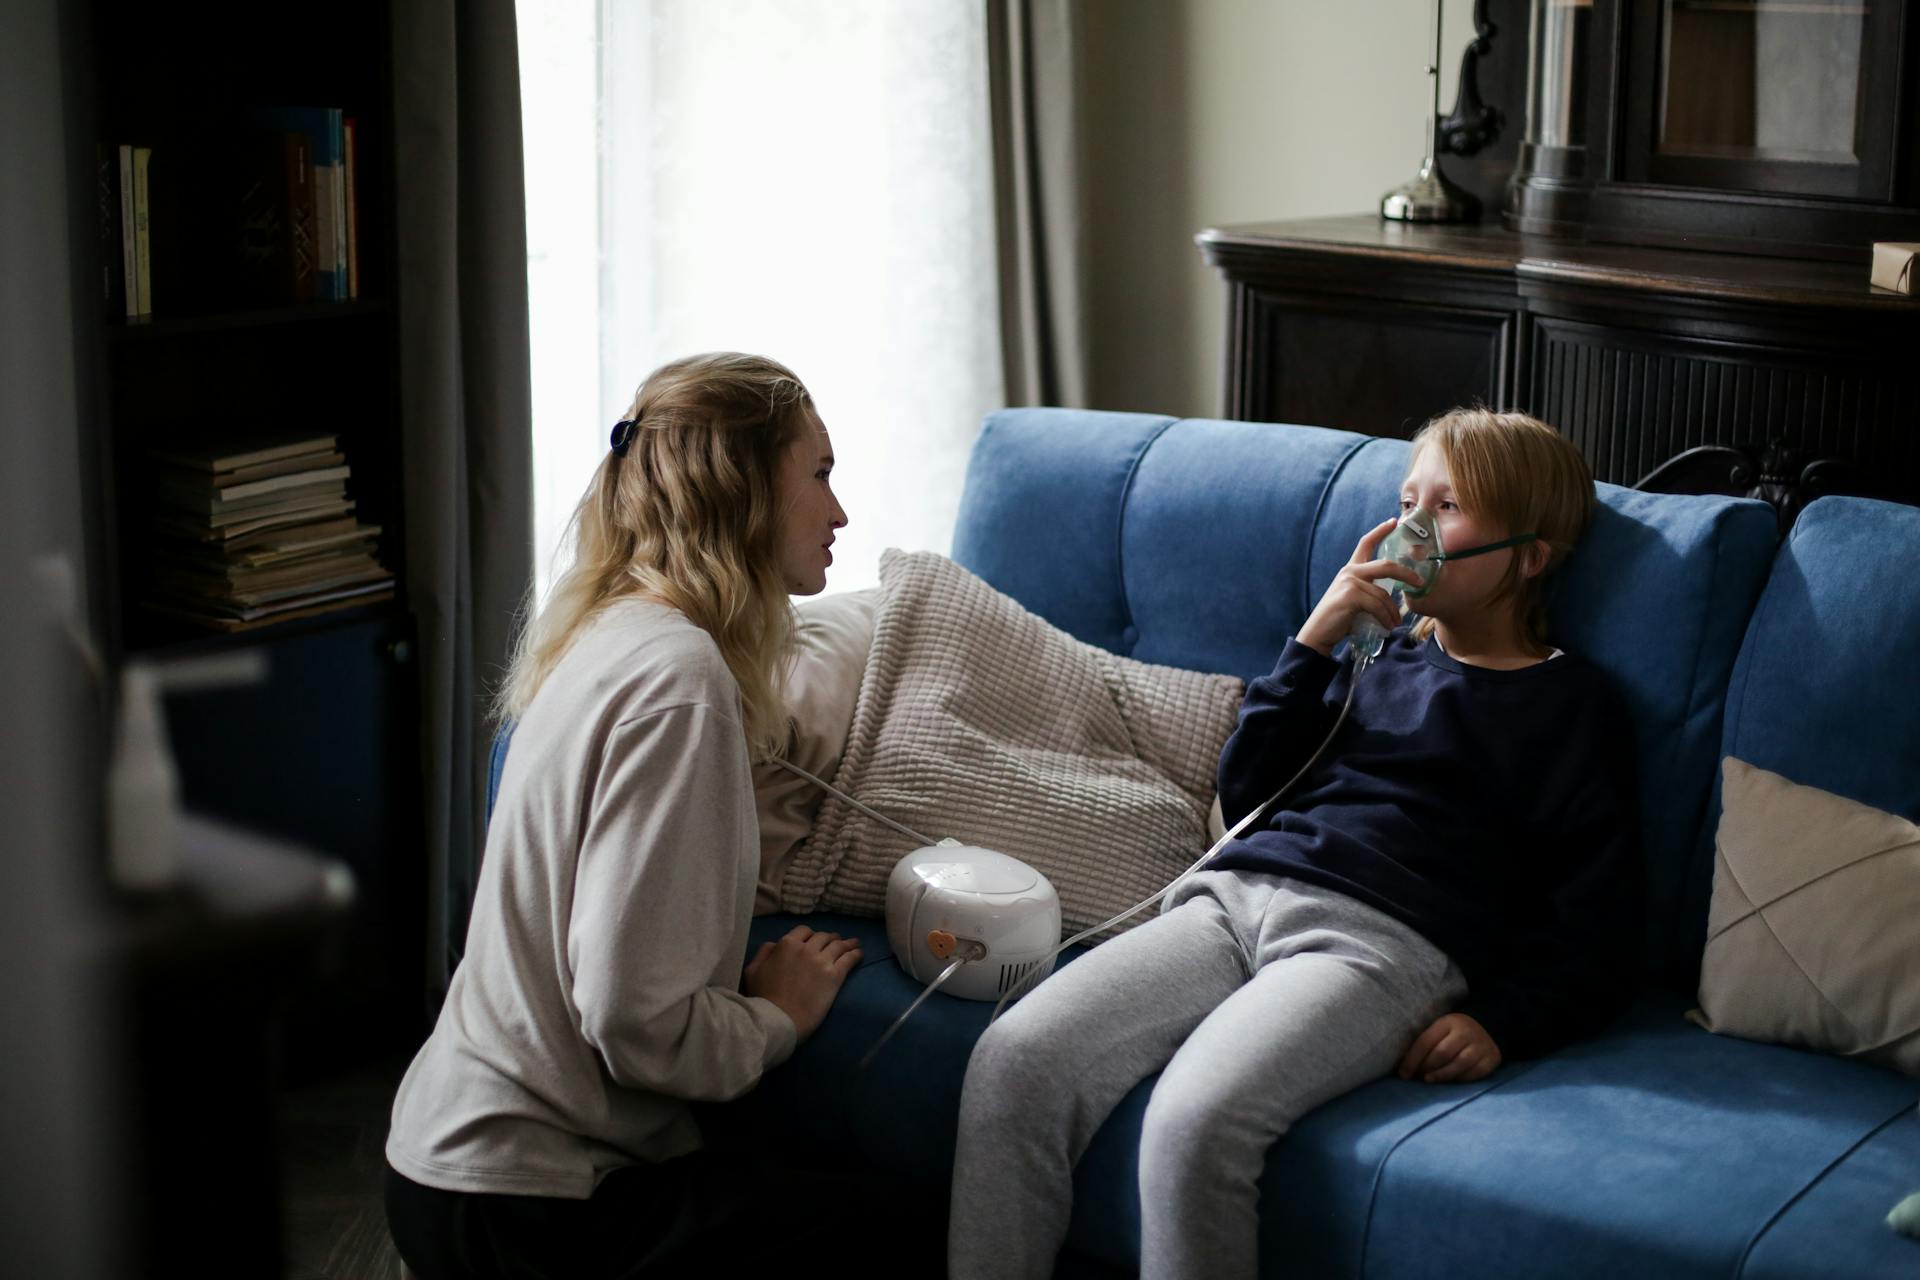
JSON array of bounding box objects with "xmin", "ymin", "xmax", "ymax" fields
[
  {"xmin": 1346, "ymin": 506, "xmax": 1542, "ymax": 670},
  {"xmin": 1348, "ymin": 506, "xmax": 1444, "ymax": 668}
]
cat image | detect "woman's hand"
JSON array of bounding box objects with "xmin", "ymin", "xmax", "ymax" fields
[
  {"xmin": 743, "ymin": 924, "xmax": 863, "ymax": 1043},
  {"xmin": 1397, "ymin": 1012, "xmax": 1502, "ymax": 1084},
  {"xmin": 1295, "ymin": 517, "xmax": 1425, "ymax": 657}
]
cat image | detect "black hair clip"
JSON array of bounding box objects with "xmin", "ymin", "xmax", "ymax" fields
[{"xmin": 609, "ymin": 418, "xmax": 638, "ymax": 457}]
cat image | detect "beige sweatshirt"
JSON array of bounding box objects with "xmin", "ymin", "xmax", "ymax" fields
[{"xmin": 385, "ymin": 598, "xmax": 797, "ymax": 1198}]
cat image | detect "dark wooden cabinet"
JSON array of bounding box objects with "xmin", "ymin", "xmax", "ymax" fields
[
  {"xmin": 1198, "ymin": 215, "xmax": 1920, "ymax": 504},
  {"xmin": 1508, "ymin": 0, "xmax": 1920, "ymax": 259}
]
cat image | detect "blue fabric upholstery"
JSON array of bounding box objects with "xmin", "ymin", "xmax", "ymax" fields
[
  {"xmin": 1047, "ymin": 993, "xmax": 1919, "ymax": 1277},
  {"xmin": 1111, "ymin": 419, "xmax": 1374, "ymax": 677},
  {"xmin": 1717, "ymin": 496, "xmax": 1920, "ymax": 821},
  {"xmin": 1357, "ymin": 992, "xmax": 1918, "ymax": 1278},
  {"xmin": 949, "ymin": 409, "xmax": 1176, "ymax": 656},
  {"xmin": 1741, "ymin": 1104, "xmax": 1920, "ymax": 1279},
  {"xmin": 486, "ymin": 722, "xmax": 513, "ymax": 827}
]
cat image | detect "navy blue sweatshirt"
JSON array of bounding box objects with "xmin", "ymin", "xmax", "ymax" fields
[{"xmin": 1209, "ymin": 628, "xmax": 1643, "ymax": 1061}]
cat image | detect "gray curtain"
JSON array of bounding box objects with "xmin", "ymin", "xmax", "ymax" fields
[
  {"xmin": 392, "ymin": 0, "xmax": 535, "ymax": 992},
  {"xmin": 988, "ymin": 0, "xmax": 1091, "ymax": 409}
]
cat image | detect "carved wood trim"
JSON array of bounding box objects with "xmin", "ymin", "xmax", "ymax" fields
[{"xmin": 1634, "ymin": 441, "xmax": 1875, "ymax": 534}]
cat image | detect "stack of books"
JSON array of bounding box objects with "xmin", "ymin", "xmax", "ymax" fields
[{"xmin": 143, "ymin": 432, "xmax": 394, "ymax": 631}]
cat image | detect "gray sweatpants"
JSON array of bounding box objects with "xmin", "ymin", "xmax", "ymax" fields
[{"xmin": 948, "ymin": 869, "xmax": 1467, "ymax": 1280}]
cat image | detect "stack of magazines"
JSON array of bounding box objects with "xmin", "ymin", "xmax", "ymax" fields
[{"xmin": 143, "ymin": 431, "xmax": 393, "ymax": 631}]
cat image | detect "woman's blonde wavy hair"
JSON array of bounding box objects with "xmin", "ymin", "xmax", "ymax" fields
[
  {"xmin": 496, "ymin": 352, "xmax": 816, "ymax": 759},
  {"xmin": 1406, "ymin": 407, "xmax": 1595, "ymax": 653}
]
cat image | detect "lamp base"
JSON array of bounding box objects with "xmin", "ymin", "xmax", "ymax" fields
[{"xmin": 1380, "ymin": 160, "xmax": 1480, "ymax": 223}]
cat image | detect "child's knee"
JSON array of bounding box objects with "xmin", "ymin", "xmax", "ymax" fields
[
  {"xmin": 970, "ymin": 998, "xmax": 1081, "ymax": 1087},
  {"xmin": 1138, "ymin": 1084, "xmax": 1262, "ymax": 1186}
]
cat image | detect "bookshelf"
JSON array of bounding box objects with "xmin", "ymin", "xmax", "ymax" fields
[{"xmin": 74, "ymin": 0, "xmax": 424, "ymax": 1072}]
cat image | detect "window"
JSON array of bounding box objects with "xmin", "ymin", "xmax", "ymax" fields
[{"xmin": 518, "ymin": 0, "xmax": 1003, "ymax": 600}]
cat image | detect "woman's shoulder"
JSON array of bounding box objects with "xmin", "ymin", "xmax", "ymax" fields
[{"xmin": 546, "ymin": 598, "xmax": 740, "ymax": 724}]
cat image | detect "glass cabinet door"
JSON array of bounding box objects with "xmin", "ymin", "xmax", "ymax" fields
[{"xmin": 1630, "ymin": 0, "xmax": 1898, "ymax": 198}]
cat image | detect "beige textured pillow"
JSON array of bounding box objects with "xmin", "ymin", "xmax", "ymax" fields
[
  {"xmin": 1688, "ymin": 756, "xmax": 1920, "ymax": 1076},
  {"xmin": 778, "ymin": 550, "xmax": 1245, "ymax": 940},
  {"xmin": 751, "ymin": 589, "xmax": 878, "ymax": 914}
]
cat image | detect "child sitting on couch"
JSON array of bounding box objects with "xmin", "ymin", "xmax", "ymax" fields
[{"xmin": 948, "ymin": 408, "xmax": 1644, "ymax": 1280}]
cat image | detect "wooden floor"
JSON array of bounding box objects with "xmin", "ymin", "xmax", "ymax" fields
[
  {"xmin": 272, "ymin": 1056, "xmax": 1133, "ymax": 1280},
  {"xmin": 279, "ymin": 1055, "xmax": 412, "ymax": 1280}
]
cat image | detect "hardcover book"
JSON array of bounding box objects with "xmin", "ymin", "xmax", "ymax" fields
[
  {"xmin": 343, "ymin": 116, "xmax": 359, "ymax": 299},
  {"xmin": 96, "ymin": 143, "xmax": 125, "ymax": 314},
  {"xmin": 250, "ymin": 107, "xmax": 344, "ymax": 300},
  {"xmin": 131, "ymin": 146, "xmax": 154, "ymax": 316},
  {"xmin": 238, "ymin": 130, "xmax": 316, "ymax": 303},
  {"xmin": 118, "ymin": 144, "xmax": 137, "ymax": 319}
]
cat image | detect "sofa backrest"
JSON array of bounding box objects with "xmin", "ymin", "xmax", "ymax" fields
[
  {"xmin": 1664, "ymin": 495, "xmax": 1920, "ymax": 979},
  {"xmin": 951, "ymin": 409, "xmax": 1781, "ymax": 980}
]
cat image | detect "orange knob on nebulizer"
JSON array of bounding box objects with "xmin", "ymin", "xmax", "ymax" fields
[{"xmin": 926, "ymin": 929, "xmax": 958, "ymax": 960}]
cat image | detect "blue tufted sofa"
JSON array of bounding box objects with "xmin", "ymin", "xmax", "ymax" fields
[{"xmin": 490, "ymin": 409, "xmax": 1920, "ymax": 1277}]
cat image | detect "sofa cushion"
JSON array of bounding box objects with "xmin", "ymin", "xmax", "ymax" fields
[
  {"xmin": 1075, "ymin": 997, "xmax": 1920, "ymax": 1277},
  {"xmin": 776, "ymin": 550, "xmax": 1243, "ymax": 939},
  {"xmin": 1740, "ymin": 1103, "xmax": 1920, "ymax": 1279},
  {"xmin": 739, "ymin": 917, "xmax": 1920, "ymax": 1280},
  {"xmin": 950, "ymin": 409, "xmax": 1176, "ymax": 657},
  {"xmin": 1115, "ymin": 418, "xmax": 1377, "ymax": 678},
  {"xmin": 1690, "ymin": 756, "xmax": 1920, "ymax": 1075},
  {"xmin": 752, "ymin": 588, "xmax": 879, "ymax": 913},
  {"xmin": 1352, "ymin": 991, "xmax": 1920, "ymax": 1279},
  {"xmin": 1683, "ymin": 495, "xmax": 1920, "ymax": 983},
  {"xmin": 1718, "ymin": 496, "xmax": 1920, "ymax": 819}
]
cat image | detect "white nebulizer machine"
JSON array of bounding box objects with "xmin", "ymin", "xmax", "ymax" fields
[
  {"xmin": 770, "ymin": 504, "xmax": 1523, "ymax": 1065},
  {"xmin": 767, "ymin": 759, "xmax": 1068, "ymax": 1065},
  {"xmin": 886, "ymin": 843, "xmax": 1062, "ymax": 1001}
]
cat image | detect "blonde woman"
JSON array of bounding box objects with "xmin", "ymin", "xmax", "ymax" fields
[{"xmin": 384, "ymin": 353, "xmax": 882, "ymax": 1277}]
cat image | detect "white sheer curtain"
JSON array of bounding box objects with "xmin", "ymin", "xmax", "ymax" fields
[{"xmin": 519, "ymin": 0, "xmax": 1003, "ymax": 600}]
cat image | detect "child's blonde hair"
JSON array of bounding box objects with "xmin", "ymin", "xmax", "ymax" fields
[
  {"xmin": 496, "ymin": 352, "xmax": 815, "ymax": 758},
  {"xmin": 1406, "ymin": 408, "xmax": 1594, "ymax": 651}
]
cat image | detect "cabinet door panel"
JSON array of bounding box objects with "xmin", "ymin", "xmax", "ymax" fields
[
  {"xmin": 1529, "ymin": 316, "xmax": 1919, "ymax": 493},
  {"xmin": 1237, "ymin": 289, "xmax": 1514, "ymax": 438}
]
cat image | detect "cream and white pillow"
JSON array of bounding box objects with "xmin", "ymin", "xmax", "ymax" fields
[
  {"xmin": 777, "ymin": 550, "xmax": 1246, "ymax": 940},
  {"xmin": 1688, "ymin": 756, "xmax": 1920, "ymax": 1076},
  {"xmin": 751, "ymin": 589, "xmax": 878, "ymax": 914}
]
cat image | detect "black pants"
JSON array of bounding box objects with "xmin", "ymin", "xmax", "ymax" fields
[{"xmin": 384, "ymin": 1145, "xmax": 947, "ymax": 1279}]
